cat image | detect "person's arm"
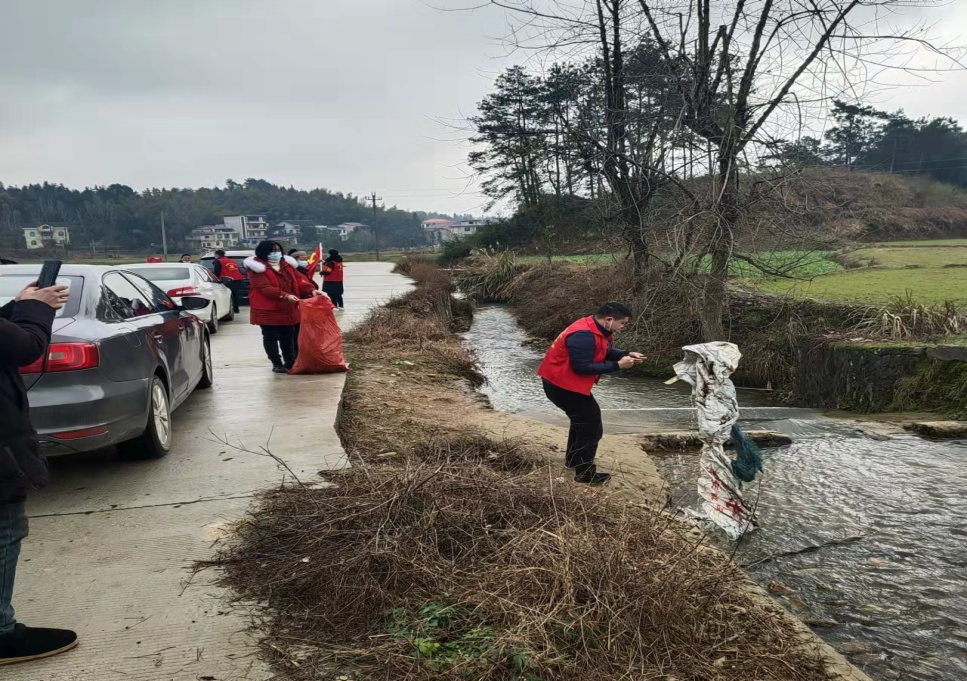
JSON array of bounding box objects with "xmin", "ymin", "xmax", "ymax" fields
[
  {"xmin": 250, "ymin": 272, "xmax": 288, "ymax": 301},
  {"xmin": 296, "ymin": 272, "xmax": 317, "ymax": 298},
  {"xmin": 0, "ymin": 300, "xmax": 55, "ymax": 367},
  {"xmin": 213, "ymin": 260, "xmax": 223, "ymax": 277},
  {"xmin": 566, "ymin": 331, "xmax": 620, "ymax": 375},
  {"xmin": 322, "ymin": 259, "xmax": 334, "ymax": 275},
  {"xmin": 605, "ymin": 346, "xmax": 628, "ymax": 362}
]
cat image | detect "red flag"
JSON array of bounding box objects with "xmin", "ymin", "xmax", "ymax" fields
[{"xmin": 306, "ymin": 243, "xmax": 323, "ymax": 274}]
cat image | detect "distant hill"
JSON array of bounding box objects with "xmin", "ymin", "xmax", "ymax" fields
[
  {"xmin": 0, "ymin": 178, "xmax": 445, "ymax": 251},
  {"xmin": 780, "ymin": 168, "xmax": 967, "ymax": 242}
]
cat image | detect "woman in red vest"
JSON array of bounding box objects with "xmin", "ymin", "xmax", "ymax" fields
[
  {"xmin": 321, "ymin": 249, "xmax": 345, "ymax": 310},
  {"xmin": 244, "ymin": 241, "xmax": 323, "ymax": 373},
  {"xmin": 212, "ymin": 249, "xmax": 244, "ymax": 313},
  {"xmin": 537, "ymin": 302, "xmax": 645, "ymax": 484}
]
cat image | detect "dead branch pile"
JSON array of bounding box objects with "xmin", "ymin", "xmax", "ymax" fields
[{"xmin": 212, "ymin": 456, "xmax": 834, "ymax": 681}]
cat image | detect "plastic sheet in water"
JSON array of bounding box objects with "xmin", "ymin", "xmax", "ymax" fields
[{"xmin": 673, "ymin": 342, "xmax": 757, "ymax": 540}]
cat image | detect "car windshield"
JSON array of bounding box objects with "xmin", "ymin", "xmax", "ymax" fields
[
  {"xmin": 127, "ymin": 267, "xmax": 192, "ymax": 282},
  {"xmin": 0, "ymin": 274, "xmax": 83, "ymax": 318}
]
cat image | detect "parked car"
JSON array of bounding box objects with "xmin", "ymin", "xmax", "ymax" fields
[
  {"xmin": 121, "ymin": 262, "xmax": 235, "ymax": 333},
  {"xmin": 0, "ymin": 264, "xmax": 213, "ymax": 459},
  {"xmin": 199, "ymin": 249, "xmax": 255, "ymax": 305}
]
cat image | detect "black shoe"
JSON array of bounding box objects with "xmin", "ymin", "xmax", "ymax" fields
[
  {"xmin": 575, "ymin": 471, "xmax": 611, "ymax": 485},
  {"xmin": 0, "ymin": 624, "xmax": 78, "ymax": 666},
  {"xmin": 272, "ymin": 366, "xmax": 288, "ymax": 374}
]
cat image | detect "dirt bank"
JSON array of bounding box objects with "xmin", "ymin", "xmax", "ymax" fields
[{"xmin": 209, "ymin": 261, "xmax": 869, "ymax": 681}]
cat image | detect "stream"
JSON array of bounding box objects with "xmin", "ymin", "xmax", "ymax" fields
[{"xmin": 463, "ymin": 305, "xmax": 967, "ymax": 681}]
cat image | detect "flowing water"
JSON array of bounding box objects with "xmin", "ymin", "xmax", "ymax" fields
[{"xmin": 463, "ymin": 305, "xmax": 967, "ymax": 681}]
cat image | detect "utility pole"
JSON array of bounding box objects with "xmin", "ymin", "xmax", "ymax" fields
[
  {"xmin": 161, "ymin": 210, "xmax": 169, "ymax": 261},
  {"xmin": 369, "ymin": 191, "xmax": 382, "ymax": 261}
]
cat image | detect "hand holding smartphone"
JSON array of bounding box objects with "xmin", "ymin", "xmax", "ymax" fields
[{"xmin": 36, "ymin": 260, "xmax": 62, "ymax": 289}]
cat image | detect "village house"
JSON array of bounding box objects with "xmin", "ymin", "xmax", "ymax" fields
[{"xmin": 22, "ymin": 223, "xmax": 71, "ymax": 250}]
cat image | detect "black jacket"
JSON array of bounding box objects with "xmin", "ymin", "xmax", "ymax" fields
[
  {"xmin": 565, "ymin": 321, "xmax": 627, "ymax": 375},
  {"xmin": 0, "ymin": 299, "xmax": 55, "ymax": 504}
]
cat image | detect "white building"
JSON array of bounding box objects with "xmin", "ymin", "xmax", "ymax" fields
[
  {"xmin": 224, "ymin": 216, "xmax": 269, "ymax": 245},
  {"xmin": 186, "ymin": 225, "xmax": 241, "ymax": 250},
  {"xmin": 22, "ymin": 224, "xmax": 71, "ymax": 250},
  {"xmin": 422, "ymin": 217, "xmax": 491, "ymax": 243},
  {"xmin": 332, "ymin": 222, "xmax": 368, "ymax": 241}
]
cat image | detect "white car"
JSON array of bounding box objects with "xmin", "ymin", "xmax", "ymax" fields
[{"xmin": 121, "ymin": 263, "xmax": 235, "ymax": 333}]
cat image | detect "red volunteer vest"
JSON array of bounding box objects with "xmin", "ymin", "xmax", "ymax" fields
[
  {"xmin": 217, "ymin": 257, "xmax": 244, "ymax": 281},
  {"xmin": 323, "ymin": 260, "xmax": 344, "ymax": 282},
  {"xmin": 537, "ymin": 316, "xmax": 611, "ymax": 395}
]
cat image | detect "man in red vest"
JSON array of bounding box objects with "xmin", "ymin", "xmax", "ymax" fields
[
  {"xmin": 537, "ymin": 302, "xmax": 645, "ymax": 485},
  {"xmin": 212, "ymin": 249, "xmax": 243, "ymax": 313}
]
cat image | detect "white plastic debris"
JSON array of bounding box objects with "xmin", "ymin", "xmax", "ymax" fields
[{"xmin": 673, "ymin": 342, "xmax": 756, "ymax": 540}]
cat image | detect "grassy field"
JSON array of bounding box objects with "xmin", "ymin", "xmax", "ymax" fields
[
  {"xmin": 515, "ymin": 242, "xmax": 966, "ymax": 305},
  {"xmin": 757, "ymin": 242, "xmax": 967, "ymax": 305},
  {"xmin": 757, "ymin": 267, "xmax": 967, "ymax": 305},
  {"xmin": 519, "ymin": 250, "xmax": 844, "ymax": 277}
]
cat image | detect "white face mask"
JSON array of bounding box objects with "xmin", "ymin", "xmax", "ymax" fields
[
  {"xmin": 267, "ymin": 253, "xmax": 283, "ymax": 263},
  {"xmin": 297, "ymin": 260, "xmax": 308, "ymax": 267}
]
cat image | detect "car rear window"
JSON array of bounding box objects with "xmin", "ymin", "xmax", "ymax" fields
[
  {"xmin": 126, "ymin": 267, "xmax": 192, "ymax": 282},
  {"xmin": 0, "ymin": 274, "xmax": 83, "ymax": 318}
]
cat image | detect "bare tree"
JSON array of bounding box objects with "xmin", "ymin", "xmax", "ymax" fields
[{"xmin": 488, "ymin": 0, "xmax": 961, "ymax": 338}]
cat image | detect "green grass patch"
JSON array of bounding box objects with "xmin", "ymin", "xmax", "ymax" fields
[
  {"xmin": 705, "ymin": 250, "xmax": 842, "ymax": 278},
  {"xmin": 856, "ymin": 247, "xmax": 967, "ymax": 268},
  {"xmin": 517, "ymin": 253, "xmax": 618, "ymax": 264},
  {"xmin": 868, "ymin": 239, "xmax": 967, "ymax": 248},
  {"xmin": 757, "ymin": 267, "xmax": 967, "ymax": 305}
]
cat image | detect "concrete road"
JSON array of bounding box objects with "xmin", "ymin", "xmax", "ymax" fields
[{"xmin": 11, "ymin": 263, "xmax": 411, "ymax": 681}]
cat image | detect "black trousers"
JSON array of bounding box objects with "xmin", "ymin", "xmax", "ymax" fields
[
  {"xmin": 323, "ymin": 281, "xmax": 344, "ymax": 308},
  {"xmin": 542, "ymin": 379, "xmax": 603, "ymax": 475},
  {"xmin": 225, "ymin": 280, "xmax": 243, "ymax": 312},
  {"xmin": 261, "ymin": 325, "xmax": 297, "ymax": 369}
]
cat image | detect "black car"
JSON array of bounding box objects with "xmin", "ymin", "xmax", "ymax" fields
[{"xmin": 0, "ymin": 264, "xmax": 213, "ymax": 459}]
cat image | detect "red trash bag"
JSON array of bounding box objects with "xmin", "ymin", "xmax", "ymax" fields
[{"xmin": 290, "ymin": 296, "xmax": 350, "ymax": 374}]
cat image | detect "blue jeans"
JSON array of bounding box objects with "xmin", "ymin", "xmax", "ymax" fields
[{"xmin": 0, "ymin": 502, "xmax": 27, "ymax": 635}]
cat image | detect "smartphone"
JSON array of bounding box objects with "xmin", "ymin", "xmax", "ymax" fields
[{"xmin": 36, "ymin": 260, "xmax": 62, "ymax": 289}]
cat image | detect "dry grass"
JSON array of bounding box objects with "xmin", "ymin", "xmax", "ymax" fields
[
  {"xmin": 205, "ymin": 261, "xmax": 841, "ymax": 681},
  {"xmin": 211, "ymin": 460, "xmax": 836, "ymax": 681},
  {"xmin": 855, "ymin": 292, "xmax": 966, "ymax": 340}
]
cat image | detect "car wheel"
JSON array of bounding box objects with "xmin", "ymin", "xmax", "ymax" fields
[
  {"xmin": 207, "ymin": 304, "xmax": 219, "ymax": 334},
  {"xmin": 119, "ymin": 376, "xmax": 172, "ymax": 459},
  {"xmin": 198, "ymin": 337, "xmax": 214, "ymax": 389},
  {"xmin": 225, "ymin": 304, "xmax": 236, "ymax": 322}
]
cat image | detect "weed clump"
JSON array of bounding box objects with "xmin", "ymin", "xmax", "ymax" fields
[{"xmin": 211, "ymin": 461, "xmax": 836, "ymax": 681}]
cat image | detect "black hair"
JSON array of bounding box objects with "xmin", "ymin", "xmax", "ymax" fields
[
  {"xmin": 181, "ymin": 253, "xmax": 191, "ymax": 259},
  {"xmin": 595, "ymin": 301, "xmax": 632, "ymax": 319},
  {"xmin": 288, "ymin": 249, "xmax": 298, "ymax": 256},
  {"xmin": 214, "ymin": 249, "xmax": 226, "ymax": 257},
  {"xmin": 328, "ymin": 249, "xmax": 339, "ymax": 257},
  {"xmin": 254, "ymin": 240, "xmax": 284, "ymax": 261}
]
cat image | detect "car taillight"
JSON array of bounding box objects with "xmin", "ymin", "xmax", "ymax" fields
[
  {"xmin": 19, "ymin": 343, "xmax": 99, "ymax": 374},
  {"xmin": 167, "ymin": 286, "xmax": 201, "ymax": 298}
]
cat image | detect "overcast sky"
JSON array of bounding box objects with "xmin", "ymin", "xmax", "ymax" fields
[{"xmin": 1, "ymin": 0, "xmax": 966, "ymax": 217}]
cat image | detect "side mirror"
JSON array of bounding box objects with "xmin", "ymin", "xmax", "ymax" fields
[{"xmin": 180, "ymin": 296, "xmax": 209, "ymax": 311}]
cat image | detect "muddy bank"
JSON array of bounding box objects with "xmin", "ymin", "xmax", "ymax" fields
[{"xmin": 209, "ymin": 260, "xmax": 870, "ymax": 680}]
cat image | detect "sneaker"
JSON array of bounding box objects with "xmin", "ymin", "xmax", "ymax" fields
[
  {"xmin": 575, "ymin": 471, "xmax": 611, "ymax": 485},
  {"xmin": 272, "ymin": 366, "xmax": 288, "ymax": 374},
  {"xmin": 0, "ymin": 624, "xmax": 78, "ymax": 666}
]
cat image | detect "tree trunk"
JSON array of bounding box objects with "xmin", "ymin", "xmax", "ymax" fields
[{"xmin": 701, "ymin": 149, "xmax": 739, "ymax": 341}]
